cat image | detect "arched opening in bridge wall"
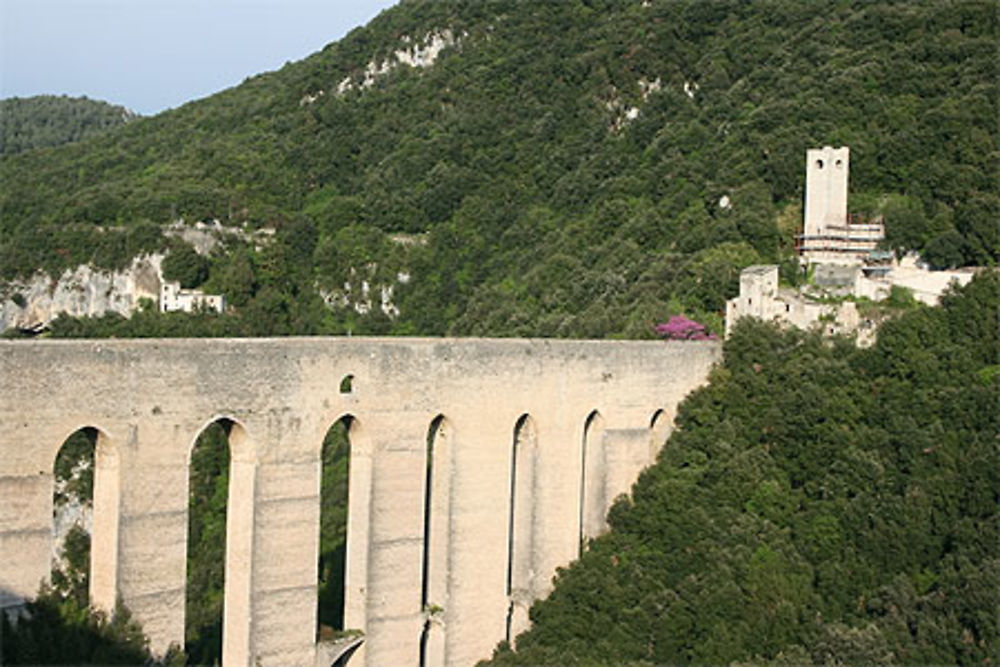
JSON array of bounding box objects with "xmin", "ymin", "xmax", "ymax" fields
[
  {"xmin": 650, "ymin": 409, "xmax": 672, "ymax": 462},
  {"xmin": 419, "ymin": 415, "xmax": 451, "ymax": 667},
  {"xmin": 51, "ymin": 426, "xmax": 120, "ymax": 613},
  {"xmin": 506, "ymin": 414, "xmax": 538, "ymax": 645},
  {"xmin": 579, "ymin": 410, "xmax": 607, "ymax": 553},
  {"xmin": 317, "ymin": 415, "xmax": 356, "ymax": 639},
  {"xmin": 185, "ymin": 418, "xmax": 253, "ymax": 666}
]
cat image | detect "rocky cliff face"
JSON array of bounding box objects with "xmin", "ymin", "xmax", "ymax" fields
[{"xmin": 0, "ymin": 254, "xmax": 163, "ymax": 332}]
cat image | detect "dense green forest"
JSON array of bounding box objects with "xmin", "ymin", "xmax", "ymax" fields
[
  {"xmin": 484, "ymin": 272, "xmax": 999, "ymax": 665},
  {"xmin": 0, "ymin": 95, "xmax": 136, "ymax": 156},
  {"xmin": 2, "ymin": 0, "xmax": 996, "ymax": 338}
]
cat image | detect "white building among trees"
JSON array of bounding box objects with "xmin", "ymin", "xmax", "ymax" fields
[{"xmin": 159, "ymin": 281, "xmax": 225, "ymax": 314}]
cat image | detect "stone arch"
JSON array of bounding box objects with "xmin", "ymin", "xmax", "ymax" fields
[
  {"xmin": 420, "ymin": 414, "xmax": 452, "ymax": 667},
  {"xmin": 579, "ymin": 410, "xmax": 607, "ymax": 552},
  {"xmin": 50, "ymin": 424, "xmax": 121, "ymax": 614},
  {"xmin": 649, "ymin": 408, "xmax": 673, "ymax": 462},
  {"xmin": 317, "ymin": 414, "xmax": 361, "ymax": 638},
  {"xmin": 184, "ymin": 416, "xmax": 256, "ymax": 666},
  {"xmin": 506, "ymin": 413, "xmax": 538, "ymax": 645}
]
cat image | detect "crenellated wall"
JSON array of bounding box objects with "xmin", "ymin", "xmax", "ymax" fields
[{"xmin": 0, "ymin": 337, "xmax": 720, "ymax": 666}]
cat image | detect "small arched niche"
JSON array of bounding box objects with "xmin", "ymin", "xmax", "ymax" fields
[{"xmin": 339, "ymin": 375, "xmax": 355, "ymax": 395}]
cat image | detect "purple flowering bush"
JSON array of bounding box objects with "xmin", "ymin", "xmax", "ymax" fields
[{"xmin": 654, "ymin": 315, "xmax": 718, "ymax": 341}]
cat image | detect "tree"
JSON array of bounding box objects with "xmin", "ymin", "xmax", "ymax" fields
[
  {"xmin": 162, "ymin": 243, "xmax": 210, "ymax": 288},
  {"xmin": 922, "ymin": 230, "xmax": 966, "ymax": 269}
]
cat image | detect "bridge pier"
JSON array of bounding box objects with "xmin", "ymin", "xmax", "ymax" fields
[
  {"xmin": 443, "ymin": 411, "xmax": 511, "ymax": 666},
  {"xmin": 0, "ymin": 472, "xmax": 52, "ymax": 609},
  {"xmin": 356, "ymin": 413, "xmax": 429, "ymax": 665},
  {"xmin": 342, "ymin": 419, "xmax": 373, "ymax": 666}
]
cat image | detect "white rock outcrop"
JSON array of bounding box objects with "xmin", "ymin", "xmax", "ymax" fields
[
  {"xmin": 0, "ymin": 255, "xmax": 164, "ymax": 332},
  {"xmin": 334, "ymin": 29, "xmax": 463, "ymax": 96},
  {"xmin": 317, "ymin": 265, "xmax": 404, "ymax": 318}
]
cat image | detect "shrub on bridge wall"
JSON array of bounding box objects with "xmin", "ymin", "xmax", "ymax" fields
[{"xmin": 654, "ymin": 315, "xmax": 718, "ymax": 341}]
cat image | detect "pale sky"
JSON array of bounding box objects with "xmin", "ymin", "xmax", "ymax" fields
[{"xmin": 0, "ymin": 0, "xmax": 399, "ymax": 115}]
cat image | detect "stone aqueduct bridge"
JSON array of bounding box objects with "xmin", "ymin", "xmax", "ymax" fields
[{"xmin": 0, "ymin": 337, "xmax": 721, "ymax": 665}]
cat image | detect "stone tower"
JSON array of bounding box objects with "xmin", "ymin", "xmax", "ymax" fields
[
  {"xmin": 803, "ymin": 145, "xmax": 850, "ymax": 239},
  {"xmin": 799, "ymin": 146, "xmax": 881, "ymax": 264}
]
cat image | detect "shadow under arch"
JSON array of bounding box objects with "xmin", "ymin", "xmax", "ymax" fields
[
  {"xmin": 649, "ymin": 408, "xmax": 673, "ymax": 462},
  {"xmin": 506, "ymin": 413, "xmax": 538, "ymax": 645},
  {"xmin": 317, "ymin": 413, "xmax": 366, "ymax": 638},
  {"xmin": 578, "ymin": 410, "xmax": 607, "ymax": 553},
  {"xmin": 184, "ymin": 415, "xmax": 256, "ymax": 666},
  {"xmin": 50, "ymin": 424, "xmax": 121, "ymax": 615},
  {"xmin": 319, "ymin": 412, "xmax": 376, "ymax": 654},
  {"xmin": 419, "ymin": 414, "xmax": 452, "ymax": 667}
]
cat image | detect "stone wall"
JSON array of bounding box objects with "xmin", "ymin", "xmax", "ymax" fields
[{"xmin": 0, "ymin": 337, "xmax": 720, "ymax": 666}]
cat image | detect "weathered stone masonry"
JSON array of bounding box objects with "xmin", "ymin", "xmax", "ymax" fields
[{"xmin": 0, "ymin": 337, "xmax": 720, "ymax": 665}]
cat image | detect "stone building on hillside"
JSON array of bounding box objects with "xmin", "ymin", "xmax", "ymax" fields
[
  {"xmin": 724, "ymin": 259, "xmax": 976, "ymax": 344},
  {"xmin": 724, "ymin": 265, "xmax": 862, "ymax": 339},
  {"xmin": 159, "ymin": 281, "xmax": 225, "ymax": 314},
  {"xmin": 797, "ymin": 146, "xmax": 884, "ymax": 264},
  {"xmin": 724, "ymin": 146, "xmax": 977, "ymax": 343}
]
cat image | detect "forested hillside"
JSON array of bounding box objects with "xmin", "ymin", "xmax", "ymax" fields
[
  {"xmin": 2, "ymin": 4, "xmax": 996, "ymax": 662},
  {"xmin": 2, "ymin": 0, "xmax": 996, "ymax": 338},
  {"xmin": 485, "ymin": 272, "xmax": 999, "ymax": 665},
  {"xmin": 0, "ymin": 95, "xmax": 136, "ymax": 156}
]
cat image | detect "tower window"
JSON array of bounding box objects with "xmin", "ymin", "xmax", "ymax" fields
[{"xmin": 816, "ymin": 159, "xmax": 824, "ymax": 169}]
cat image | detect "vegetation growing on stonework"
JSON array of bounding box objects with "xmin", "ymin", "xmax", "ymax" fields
[
  {"xmin": 482, "ymin": 272, "xmax": 999, "ymax": 665},
  {"xmin": 2, "ymin": 0, "xmax": 995, "ymax": 338},
  {"xmin": 655, "ymin": 315, "xmax": 717, "ymax": 341}
]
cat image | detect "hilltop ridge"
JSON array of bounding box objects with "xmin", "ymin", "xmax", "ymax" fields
[{"xmin": 0, "ymin": 95, "xmax": 137, "ymax": 156}]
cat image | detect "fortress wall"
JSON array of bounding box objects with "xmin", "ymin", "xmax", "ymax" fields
[{"xmin": 0, "ymin": 337, "xmax": 721, "ymax": 666}]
